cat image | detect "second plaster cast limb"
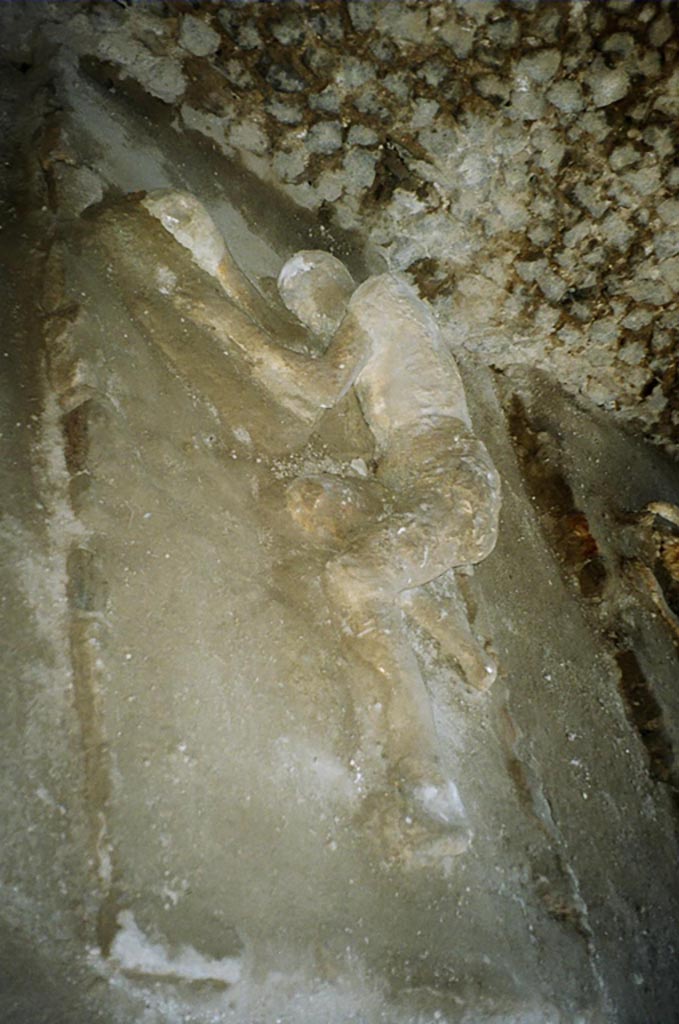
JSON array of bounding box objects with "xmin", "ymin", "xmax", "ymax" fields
[
  {"xmin": 401, "ymin": 585, "xmax": 498, "ymax": 693},
  {"xmin": 287, "ymin": 474, "xmax": 498, "ymax": 692},
  {"xmin": 314, "ymin": 430, "xmax": 499, "ymax": 803}
]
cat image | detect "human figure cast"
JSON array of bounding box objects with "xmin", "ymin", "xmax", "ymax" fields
[{"xmin": 97, "ymin": 190, "xmax": 502, "ymax": 862}]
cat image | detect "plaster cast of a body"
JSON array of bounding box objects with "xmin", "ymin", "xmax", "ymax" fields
[{"xmin": 104, "ymin": 190, "xmax": 502, "ymax": 856}]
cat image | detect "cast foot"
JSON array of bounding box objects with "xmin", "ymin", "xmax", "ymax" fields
[{"xmin": 362, "ymin": 777, "xmax": 472, "ymax": 871}]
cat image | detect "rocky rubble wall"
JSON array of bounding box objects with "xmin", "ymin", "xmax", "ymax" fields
[{"xmin": 29, "ymin": 0, "xmax": 679, "ymax": 447}]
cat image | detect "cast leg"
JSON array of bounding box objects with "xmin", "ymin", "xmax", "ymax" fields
[
  {"xmin": 401, "ymin": 579, "xmax": 498, "ymax": 691},
  {"xmin": 286, "ymin": 473, "xmax": 387, "ymax": 545},
  {"xmin": 324, "ymin": 513, "xmax": 470, "ymax": 834}
]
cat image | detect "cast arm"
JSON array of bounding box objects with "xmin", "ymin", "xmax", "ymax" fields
[{"xmin": 176, "ymin": 287, "xmax": 373, "ymax": 425}]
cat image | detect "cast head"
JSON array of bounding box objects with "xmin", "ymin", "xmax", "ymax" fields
[{"xmin": 277, "ymin": 250, "xmax": 355, "ymax": 351}]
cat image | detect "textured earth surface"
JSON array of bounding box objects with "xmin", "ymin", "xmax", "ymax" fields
[
  {"xmin": 1, "ymin": 3, "xmax": 679, "ymax": 1023},
  {"xmin": 7, "ymin": 0, "xmax": 678, "ymax": 445}
]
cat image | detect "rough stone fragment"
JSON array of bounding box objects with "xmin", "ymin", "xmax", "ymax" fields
[
  {"xmin": 382, "ymin": 71, "xmax": 410, "ymax": 101},
  {"xmin": 609, "ymin": 144, "xmax": 639, "ymax": 171},
  {"xmin": 515, "ymin": 49, "xmax": 561, "ymax": 84},
  {"xmin": 270, "ymin": 12, "xmax": 306, "ymax": 46},
  {"xmin": 617, "ymin": 341, "xmax": 647, "ymax": 368},
  {"xmin": 580, "ymin": 112, "xmax": 611, "ymax": 143},
  {"xmin": 334, "ymin": 193, "xmax": 362, "ymax": 231},
  {"xmin": 573, "ymin": 181, "xmax": 609, "ymax": 219},
  {"xmin": 224, "ymin": 19, "xmax": 261, "ymax": 51},
  {"xmin": 343, "ymin": 147, "xmax": 378, "ymax": 194},
  {"xmin": 315, "ymin": 168, "xmax": 345, "ymax": 203},
  {"xmin": 97, "ymin": 34, "xmax": 186, "ymax": 103},
  {"xmin": 657, "ymin": 199, "xmax": 679, "ymax": 226},
  {"xmin": 352, "ymin": 88, "xmax": 388, "ymax": 119},
  {"xmin": 654, "ymin": 229, "xmax": 679, "ymax": 261},
  {"xmin": 303, "ymin": 42, "xmax": 336, "ymax": 76},
  {"xmin": 306, "ymin": 120, "xmax": 343, "ymax": 155},
  {"xmin": 346, "ymin": 0, "xmax": 375, "ymax": 32},
  {"xmin": 650, "ymin": 329, "xmax": 670, "ymax": 356},
  {"xmin": 627, "ymin": 271, "xmax": 673, "ymax": 307},
  {"xmin": 218, "ymin": 6, "xmax": 260, "ymax": 46},
  {"xmin": 229, "ymin": 119, "xmax": 269, "ymax": 156},
  {"xmin": 582, "ymin": 245, "xmax": 606, "ymax": 269},
  {"xmin": 266, "ymin": 62, "xmax": 306, "ymax": 94},
  {"xmin": 215, "ymin": 6, "xmax": 238, "ymax": 34},
  {"xmin": 437, "ymin": 16, "xmax": 475, "ymax": 59},
  {"xmin": 570, "ymin": 301, "xmax": 595, "ymax": 324},
  {"xmin": 536, "ymin": 7, "xmax": 563, "ymax": 40},
  {"xmin": 527, "ymin": 220, "xmax": 553, "ymax": 246},
  {"xmin": 623, "ymin": 163, "xmax": 662, "ymax": 198},
  {"xmin": 557, "ymin": 322, "xmax": 584, "ymax": 346},
  {"xmin": 658, "ymin": 256, "xmax": 679, "ymax": 293},
  {"xmin": 347, "ymin": 124, "xmax": 379, "ymax": 147},
  {"xmin": 532, "ymin": 128, "xmax": 565, "ymax": 173},
  {"xmin": 486, "ymin": 16, "xmax": 519, "ymax": 48},
  {"xmin": 337, "ymin": 57, "xmax": 375, "ymax": 93},
  {"xmin": 178, "ymin": 14, "xmax": 220, "ymax": 57},
  {"xmin": 369, "ymin": 36, "xmax": 396, "ymax": 63},
  {"xmin": 310, "ymin": 10, "xmax": 344, "ymax": 45},
  {"xmin": 635, "ymin": 48, "xmax": 662, "ymax": 81},
  {"xmin": 643, "ymin": 125, "xmax": 674, "ymax": 160},
  {"xmin": 418, "ymin": 60, "xmax": 449, "ymax": 88},
  {"xmin": 562, "ymin": 221, "xmax": 591, "ymax": 249},
  {"xmin": 310, "ymin": 84, "xmax": 341, "ymax": 114},
  {"xmin": 538, "ymin": 267, "xmax": 568, "ymax": 303},
  {"xmin": 622, "ymin": 308, "xmax": 654, "ymax": 331},
  {"xmin": 475, "ymin": 74, "xmax": 510, "ymax": 103},
  {"xmin": 458, "ymin": 152, "xmax": 493, "ymax": 189},
  {"xmin": 653, "ymin": 69, "xmax": 679, "ymax": 116},
  {"xmin": 586, "ymin": 66, "xmax": 630, "ymax": 107},
  {"xmin": 510, "ymin": 86, "xmax": 546, "ymax": 121},
  {"xmin": 590, "ymin": 318, "xmax": 619, "ymax": 346},
  {"xmin": 375, "ymin": 5, "xmax": 428, "ymax": 45},
  {"xmin": 464, "ymin": 0, "xmax": 502, "ymax": 22},
  {"xmin": 600, "ymin": 212, "xmax": 634, "ymax": 251},
  {"xmin": 658, "ymin": 306, "xmax": 679, "ymax": 328},
  {"xmin": 282, "ymin": 180, "xmax": 320, "ymax": 211},
  {"xmin": 265, "ymin": 98, "xmax": 303, "ymax": 126},
  {"xmin": 272, "ymin": 146, "xmax": 308, "ymax": 183},
  {"xmin": 222, "ymin": 58, "xmax": 254, "ymax": 90},
  {"xmin": 495, "ymin": 193, "xmax": 530, "ymax": 231},
  {"xmin": 546, "ymin": 79, "xmax": 584, "ymax": 114},
  {"xmin": 602, "ymin": 32, "xmax": 636, "ymax": 58},
  {"xmin": 649, "ymin": 13, "xmax": 673, "ymax": 47},
  {"xmin": 410, "ymin": 99, "xmax": 439, "ymax": 131}
]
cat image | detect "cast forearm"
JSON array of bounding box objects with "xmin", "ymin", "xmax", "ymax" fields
[
  {"xmin": 216, "ymin": 248, "xmax": 308, "ymax": 349},
  {"xmin": 175, "ymin": 288, "xmax": 367, "ymax": 422},
  {"xmin": 172, "ymin": 289, "xmax": 313, "ymax": 419}
]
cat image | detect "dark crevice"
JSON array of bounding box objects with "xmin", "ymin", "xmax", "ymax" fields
[
  {"xmin": 62, "ymin": 400, "xmax": 92, "ymax": 475},
  {"xmin": 507, "ymin": 393, "xmax": 608, "ymax": 600},
  {"xmin": 615, "ymin": 648, "xmax": 679, "ymax": 816}
]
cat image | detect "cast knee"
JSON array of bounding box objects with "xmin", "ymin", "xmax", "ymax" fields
[{"xmin": 324, "ymin": 555, "xmax": 385, "ymax": 610}]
